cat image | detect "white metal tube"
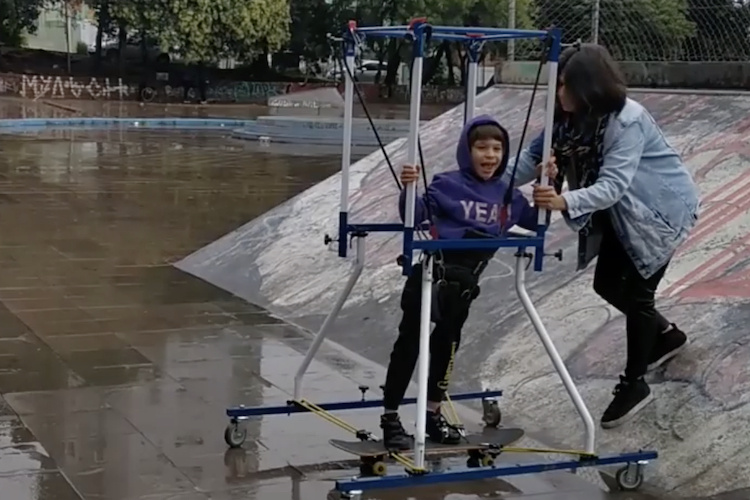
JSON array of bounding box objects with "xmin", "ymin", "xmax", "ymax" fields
[
  {"xmin": 591, "ymin": 0, "xmax": 601, "ymax": 44},
  {"xmin": 514, "ymin": 254, "xmax": 596, "ymax": 453},
  {"xmin": 403, "ymin": 55, "xmax": 424, "ymax": 236},
  {"xmin": 293, "ymin": 235, "xmax": 365, "ymax": 400},
  {"xmin": 537, "ymin": 60, "xmax": 559, "ymax": 226},
  {"xmin": 414, "ymin": 255, "xmax": 433, "ymax": 469},
  {"xmin": 465, "ymin": 61, "xmax": 478, "ymax": 122},
  {"xmin": 508, "ymin": 0, "xmax": 517, "ymax": 61},
  {"xmin": 340, "ymin": 53, "xmax": 355, "ymax": 216}
]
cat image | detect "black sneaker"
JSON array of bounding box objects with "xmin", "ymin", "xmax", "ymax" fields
[
  {"xmin": 380, "ymin": 413, "xmax": 412, "ymax": 450},
  {"xmin": 426, "ymin": 411, "xmax": 462, "ymax": 444},
  {"xmin": 600, "ymin": 376, "xmax": 654, "ymax": 429},
  {"xmin": 648, "ymin": 324, "xmax": 688, "ymax": 371}
]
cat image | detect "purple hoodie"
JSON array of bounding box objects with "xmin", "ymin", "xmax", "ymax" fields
[{"xmin": 398, "ymin": 115, "xmax": 537, "ymax": 239}]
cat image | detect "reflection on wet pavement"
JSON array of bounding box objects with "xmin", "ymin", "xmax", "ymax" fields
[{"xmin": 0, "ymin": 100, "xmax": 691, "ymax": 500}]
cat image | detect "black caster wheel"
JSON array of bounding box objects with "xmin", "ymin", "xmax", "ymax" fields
[
  {"xmin": 224, "ymin": 421, "xmax": 247, "ymax": 448},
  {"xmin": 482, "ymin": 397, "xmax": 501, "ymax": 427},
  {"xmin": 615, "ymin": 463, "xmax": 644, "ymax": 491}
]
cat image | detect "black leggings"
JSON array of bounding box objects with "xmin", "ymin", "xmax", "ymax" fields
[
  {"xmin": 593, "ymin": 219, "xmax": 671, "ymax": 380},
  {"xmin": 383, "ymin": 263, "xmax": 477, "ymax": 411}
]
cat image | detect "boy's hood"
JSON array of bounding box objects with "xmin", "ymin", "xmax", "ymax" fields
[{"xmin": 455, "ymin": 114, "xmax": 511, "ymax": 179}]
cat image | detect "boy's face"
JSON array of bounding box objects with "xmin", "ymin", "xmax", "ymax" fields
[{"xmin": 470, "ymin": 138, "xmax": 504, "ymax": 180}]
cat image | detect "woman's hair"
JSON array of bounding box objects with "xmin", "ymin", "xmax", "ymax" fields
[{"xmin": 558, "ymin": 43, "xmax": 627, "ymax": 117}]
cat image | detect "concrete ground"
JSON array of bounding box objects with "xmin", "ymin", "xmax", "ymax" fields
[{"xmin": 0, "ymin": 96, "xmax": 707, "ymax": 500}]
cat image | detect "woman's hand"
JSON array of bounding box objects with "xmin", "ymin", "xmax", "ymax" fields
[
  {"xmin": 400, "ymin": 164, "xmax": 421, "ymax": 185},
  {"xmin": 533, "ymin": 185, "xmax": 567, "ymax": 211},
  {"xmin": 535, "ymin": 151, "xmax": 558, "ymax": 179}
]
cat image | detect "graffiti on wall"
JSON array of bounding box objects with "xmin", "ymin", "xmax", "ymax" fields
[
  {"xmin": 18, "ymin": 75, "xmax": 135, "ymax": 100},
  {"xmin": 0, "ymin": 71, "xmax": 469, "ymax": 105}
]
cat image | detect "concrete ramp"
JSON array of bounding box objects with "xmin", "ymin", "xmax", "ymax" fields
[{"xmin": 176, "ymin": 86, "xmax": 750, "ymax": 498}]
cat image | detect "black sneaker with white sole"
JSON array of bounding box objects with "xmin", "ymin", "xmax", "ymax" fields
[
  {"xmin": 648, "ymin": 324, "xmax": 688, "ymax": 371},
  {"xmin": 600, "ymin": 376, "xmax": 654, "ymax": 429}
]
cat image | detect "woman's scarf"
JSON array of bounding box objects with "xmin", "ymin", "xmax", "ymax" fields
[{"xmin": 551, "ymin": 115, "xmax": 610, "ymax": 270}]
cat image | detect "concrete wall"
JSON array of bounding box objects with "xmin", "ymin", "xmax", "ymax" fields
[{"xmin": 496, "ymin": 61, "xmax": 750, "ymax": 90}]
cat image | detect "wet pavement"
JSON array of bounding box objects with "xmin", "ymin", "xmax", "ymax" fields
[{"xmin": 0, "ymin": 94, "xmax": 736, "ymax": 500}]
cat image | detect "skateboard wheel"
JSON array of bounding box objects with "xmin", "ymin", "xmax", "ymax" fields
[
  {"xmin": 481, "ymin": 455, "xmax": 494, "ymax": 467},
  {"xmin": 466, "ymin": 457, "xmax": 481, "ymax": 468},
  {"xmin": 224, "ymin": 421, "xmax": 247, "ymax": 448},
  {"xmin": 372, "ymin": 461, "xmax": 387, "ymax": 476},
  {"xmin": 615, "ymin": 463, "xmax": 644, "ymax": 491}
]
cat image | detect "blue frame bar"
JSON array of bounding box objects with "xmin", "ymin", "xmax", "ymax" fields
[
  {"xmin": 429, "ymin": 26, "xmax": 549, "ymax": 37},
  {"xmin": 335, "ymin": 450, "xmax": 658, "ymax": 493},
  {"xmin": 411, "ymin": 237, "xmax": 544, "ymax": 252},
  {"xmin": 226, "ymin": 390, "xmax": 503, "ymax": 418}
]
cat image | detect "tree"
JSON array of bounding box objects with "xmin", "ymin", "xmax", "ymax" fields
[
  {"xmin": 155, "ymin": 0, "xmax": 291, "ymax": 63},
  {"xmin": 0, "ymin": 0, "xmax": 46, "ymax": 47}
]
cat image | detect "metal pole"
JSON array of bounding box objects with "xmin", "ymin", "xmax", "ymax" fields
[
  {"xmin": 405, "ymin": 20, "xmax": 429, "ymax": 470},
  {"xmin": 536, "ymin": 30, "xmax": 560, "ymax": 229},
  {"xmin": 508, "ymin": 0, "xmax": 516, "ymax": 61},
  {"xmin": 465, "ymin": 44, "xmax": 480, "ymax": 123},
  {"xmin": 293, "ymin": 235, "xmax": 365, "ymax": 400},
  {"xmin": 401, "ymin": 22, "xmax": 425, "ymax": 275},
  {"xmin": 591, "ymin": 0, "xmax": 601, "ymax": 44},
  {"xmin": 515, "ymin": 254, "xmax": 596, "ymax": 453},
  {"xmin": 339, "ymin": 22, "xmax": 357, "ymax": 257}
]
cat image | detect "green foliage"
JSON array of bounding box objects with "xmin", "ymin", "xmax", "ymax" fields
[
  {"xmin": 90, "ymin": 0, "xmax": 290, "ymax": 62},
  {"xmin": 0, "ymin": 0, "xmax": 46, "ymax": 47}
]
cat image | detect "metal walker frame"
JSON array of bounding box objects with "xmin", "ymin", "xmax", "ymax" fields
[{"xmin": 223, "ymin": 19, "xmax": 658, "ymax": 499}]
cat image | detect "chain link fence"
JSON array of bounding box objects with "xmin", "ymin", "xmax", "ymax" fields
[{"xmin": 510, "ymin": 0, "xmax": 750, "ymax": 62}]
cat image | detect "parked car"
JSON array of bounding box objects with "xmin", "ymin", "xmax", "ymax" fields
[{"xmin": 326, "ymin": 59, "xmax": 388, "ymax": 83}]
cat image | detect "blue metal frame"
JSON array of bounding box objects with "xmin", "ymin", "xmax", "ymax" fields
[
  {"xmin": 335, "ymin": 450, "xmax": 658, "ymax": 494},
  {"xmin": 226, "ymin": 390, "xmax": 503, "ymax": 418},
  {"xmin": 334, "ymin": 20, "xmax": 562, "ymax": 276}
]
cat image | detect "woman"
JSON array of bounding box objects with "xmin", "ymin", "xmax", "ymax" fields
[{"xmin": 511, "ymin": 43, "xmax": 700, "ymax": 429}]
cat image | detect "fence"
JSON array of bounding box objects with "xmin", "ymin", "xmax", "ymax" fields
[{"xmin": 508, "ymin": 0, "xmax": 750, "ymax": 62}]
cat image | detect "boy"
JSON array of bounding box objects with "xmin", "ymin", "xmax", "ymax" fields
[{"xmin": 381, "ymin": 115, "xmax": 557, "ymax": 450}]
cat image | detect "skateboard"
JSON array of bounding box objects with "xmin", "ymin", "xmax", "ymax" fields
[{"xmin": 330, "ymin": 426, "xmax": 524, "ymax": 477}]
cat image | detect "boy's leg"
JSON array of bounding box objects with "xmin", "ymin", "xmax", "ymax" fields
[
  {"xmin": 425, "ymin": 281, "xmax": 473, "ymax": 444},
  {"xmin": 380, "ymin": 268, "xmax": 422, "ymax": 449}
]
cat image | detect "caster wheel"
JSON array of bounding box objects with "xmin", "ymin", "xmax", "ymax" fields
[
  {"xmin": 482, "ymin": 398, "xmax": 502, "ymax": 427},
  {"xmin": 224, "ymin": 421, "xmax": 247, "ymax": 448},
  {"xmin": 371, "ymin": 461, "xmax": 387, "ymax": 476},
  {"xmin": 615, "ymin": 463, "xmax": 644, "ymax": 491}
]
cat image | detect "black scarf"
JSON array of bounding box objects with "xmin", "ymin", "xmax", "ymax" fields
[{"xmin": 551, "ymin": 115, "xmax": 609, "ymax": 271}]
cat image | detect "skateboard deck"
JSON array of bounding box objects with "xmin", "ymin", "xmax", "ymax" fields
[{"xmin": 330, "ymin": 427, "xmax": 524, "ymax": 457}]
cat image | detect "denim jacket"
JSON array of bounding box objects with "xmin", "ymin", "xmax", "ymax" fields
[{"xmin": 505, "ymin": 98, "xmax": 700, "ymax": 279}]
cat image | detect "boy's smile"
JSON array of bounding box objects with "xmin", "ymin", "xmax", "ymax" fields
[{"xmin": 471, "ymin": 138, "xmax": 504, "ymax": 180}]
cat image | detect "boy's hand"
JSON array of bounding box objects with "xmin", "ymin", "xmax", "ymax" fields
[
  {"xmin": 533, "ymin": 185, "xmax": 567, "ymax": 211},
  {"xmin": 400, "ymin": 164, "xmax": 421, "ymax": 185},
  {"xmin": 535, "ymin": 151, "xmax": 558, "ymax": 179}
]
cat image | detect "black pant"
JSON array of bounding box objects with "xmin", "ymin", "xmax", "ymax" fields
[
  {"xmin": 593, "ymin": 219, "xmax": 671, "ymax": 380},
  {"xmin": 383, "ymin": 262, "xmax": 478, "ymax": 411}
]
